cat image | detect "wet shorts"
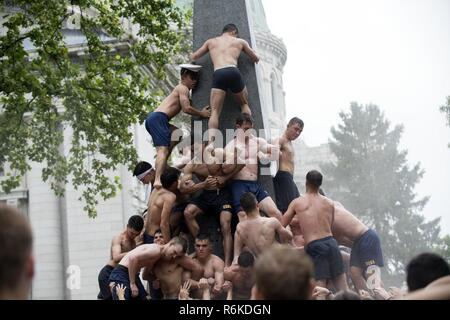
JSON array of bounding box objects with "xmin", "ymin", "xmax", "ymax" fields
[
  {"xmin": 212, "ymin": 66, "xmax": 245, "ymax": 93},
  {"xmin": 305, "ymin": 236, "xmax": 344, "ymax": 280},
  {"xmin": 273, "ymin": 170, "xmax": 300, "ymax": 213},
  {"xmin": 229, "ymin": 180, "xmax": 269, "ymax": 214},
  {"xmin": 97, "ymin": 264, "xmax": 114, "ymax": 299},
  {"xmin": 143, "ymin": 232, "xmax": 154, "ymax": 244},
  {"xmin": 109, "ymin": 265, "xmax": 147, "ymax": 300},
  {"xmin": 350, "ymin": 229, "xmax": 384, "ymax": 270},
  {"xmin": 145, "ymin": 111, "xmax": 171, "ymax": 147},
  {"xmin": 189, "ymin": 188, "xmax": 233, "ymax": 215}
]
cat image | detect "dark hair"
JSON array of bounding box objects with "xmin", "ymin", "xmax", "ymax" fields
[
  {"xmin": 180, "ymin": 68, "xmax": 199, "ymax": 81},
  {"xmin": 222, "ymin": 23, "xmax": 238, "ymax": 34},
  {"xmin": 161, "ymin": 167, "xmax": 181, "ymax": 189},
  {"xmin": 127, "ymin": 215, "xmax": 144, "ymax": 232},
  {"xmin": 333, "ymin": 290, "xmax": 361, "ymax": 300},
  {"xmin": 255, "ymin": 245, "xmax": 314, "ymax": 299},
  {"xmin": 235, "ymin": 113, "xmax": 254, "ymax": 126},
  {"xmin": 154, "ymin": 229, "xmax": 162, "ymax": 235},
  {"xmin": 238, "ymin": 251, "xmax": 255, "ymax": 268},
  {"xmin": 288, "ymin": 117, "xmax": 304, "ymax": 127},
  {"xmin": 406, "ymin": 252, "xmax": 450, "ymax": 291},
  {"xmin": 0, "ymin": 204, "xmax": 32, "ymax": 292},
  {"xmin": 133, "ymin": 161, "xmax": 153, "ymax": 176},
  {"xmin": 171, "ymin": 236, "xmax": 188, "ymax": 254},
  {"xmin": 240, "ymin": 192, "xmax": 257, "ymax": 213},
  {"xmin": 196, "ymin": 233, "xmax": 212, "ymax": 242},
  {"xmin": 306, "ymin": 170, "xmax": 322, "ymax": 189}
]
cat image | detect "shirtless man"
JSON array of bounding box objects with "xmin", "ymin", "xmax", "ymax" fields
[
  {"xmin": 145, "ymin": 167, "xmax": 180, "ymax": 244},
  {"xmin": 97, "ymin": 215, "xmax": 143, "ymax": 300},
  {"xmin": 189, "ymin": 234, "xmax": 225, "ymax": 299},
  {"xmin": 225, "ymin": 113, "xmax": 282, "ymax": 221},
  {"xmin": 190, "ymin": 23, "xmax": 259, "ymax": 140},
  {"xmin": 152, "ymin": 253, "xmax": 204, "ymax": 299},
  {"xmin": 223, "ymin": 251, "xmax": 255, "ymax": 300},
  {"xmin": 282, "ymin": 170, "xmax": 348, "ymax": 291},
  {"xmin": 144, "ymin": 64, "xmax": 210, "ymax": 189},
  {"xmin": 233, "ymin": 193, "xmax": 292, "ymax": 263},
  {"xmin": 182, "ymin": 138, "xmax": 244, "ymax": 266},
  {"xmin": 108, "ymin": 237, "xmax": 187, "ymax": 300},
  {"xmin": 272, "ymin": 117, "xmax": 304, "ymax": 213},
  {"xmin": 332, "ymin": 201, "xmax": 384, "ymax": 291}
]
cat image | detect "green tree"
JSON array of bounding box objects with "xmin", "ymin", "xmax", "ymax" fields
[
  {"xmin": 433, "ymin": 234, "xmax": 450, "ymax": 264},
  {"xmin": 440, "ymin": 96, "xmax": 450, "ymax": 147},
  {"xmin": 322, "ymin": 102, "xmax": 441, "ymax": 279},
  {"xmin": 0, "ymin": 1, "xmax": 190, "ymax": 217}
]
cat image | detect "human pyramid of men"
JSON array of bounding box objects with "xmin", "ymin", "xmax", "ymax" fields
[{"xmin": 97, "ymin": 23, "xmax": 384, "ymax": 300}]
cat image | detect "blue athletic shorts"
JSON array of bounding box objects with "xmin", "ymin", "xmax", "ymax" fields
[
  {"xmin": 109, "ymin": 265, "xmax": 147, "ymax": 300},
  {"xmin": 145, "ymin": 111, "xmax": 171, "ymax": 147},
  {"xmin": 229, "ymin": 180, "xmax": 269, "ymax": 213},
  {"xmin": 305, "ymin": 236, "xmax": 344, "ymax": 280},
  {"xmin": 350, "ymin": 229, "xmax": 384, "ymax": 270}
]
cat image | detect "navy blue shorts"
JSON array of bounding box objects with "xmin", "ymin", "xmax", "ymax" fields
[
  {"xmin": 145, "ymin": 112, "xmax": 171, "ymax": 147},
  {"xmin": 350, "ymin": 229, "xmax": 384, "ymax": 270},
  {"xmin": 229, "ymin": 180, "xmax": 269, "ymax": 213},
  {"xmin": 143, "ymin": 232, "xmax": 154, "ymax": 244},
  {"xmin": 305, "ymin": 236, "xmax": 344, "ymax": 280},
  {"xmin": 109, "ymin": 265, "xmax": 147, "ymax": 300},
  {"xmin": 212, "ymin": 66, "xmax": 245, "ymax": 93},
  {"xmin": 97, "ymin": 264, "xmax": 114, "ymax": 299},
  {"xmin": 273, "ymin": 170, "xmax": 300, "ymax": 213}
]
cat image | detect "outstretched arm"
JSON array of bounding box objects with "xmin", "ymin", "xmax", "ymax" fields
[
  {"xmin": 177, "ymin": 255, "xmax": 204, "ymax": 280},
  {"xmin": 241, "ymin": 39, "xmax": 259, "ymax": 63},
  {"xmin": 274, "ymin": 218, "xmax": 293, "ymax": 243},
  {"xmin": 191, "ymin": 40, "xmax": 210, "ymax": 61},
  {"xmin": 233, "ymin": 227, "xmax": 244, "ymax": 264},
  {"xmin": 281, "ymin": 201, "xmax": 296, "ymax": 227}
]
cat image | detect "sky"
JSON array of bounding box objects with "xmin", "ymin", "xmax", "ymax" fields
[{"xmin": 261, "ymin": 0, "xmax": 450, "ymax": 235}]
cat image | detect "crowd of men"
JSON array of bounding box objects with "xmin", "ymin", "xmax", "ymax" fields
[
  {"xmin": 92, "ymin": 23, "xmax": 449, "ymax": 300},
  {"xmin": 0, "ymin": 23, "xmax": 448, "ymax": 301}
]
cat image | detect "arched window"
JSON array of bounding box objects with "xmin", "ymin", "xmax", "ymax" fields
[{"xmin": 271, "ymin": 73, "xmax": 277, "ymax": 113}]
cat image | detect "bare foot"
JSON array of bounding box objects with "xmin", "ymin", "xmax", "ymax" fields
[
  {"xmin": 154, "ymin": 181, "xmax": 162, "ymax": 189},
  {"xmin": 240, "ymin": 104, "xmax": 252, "ymax": 115}
]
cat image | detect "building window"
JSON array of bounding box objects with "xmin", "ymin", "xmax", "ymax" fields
[{"xmin": 271, "ymin": 73, "xmax": 277, "ymax": 112}]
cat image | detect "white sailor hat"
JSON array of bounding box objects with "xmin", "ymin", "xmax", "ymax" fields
[{"xmin": 179, "ymin": 63, "xmax": 202, "ymax": 72}]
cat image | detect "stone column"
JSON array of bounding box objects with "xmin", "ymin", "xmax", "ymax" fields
[{"xmin": 192, "ymin": 0, "xmax": 274, "ymax": 197}]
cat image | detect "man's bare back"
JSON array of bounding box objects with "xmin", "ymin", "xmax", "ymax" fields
[
  {"xmin": 332, "ymin": 201, "xmax": 368, "ymax": 247},
  {"xmin": 146, "ymin": 188, "xmax": 176, "ymax": 240},
  {"xmin": 224, "ymin": 265, "xmax": 254, "ymax": 300},
  {"xmin": 235, "ymin": 216, "xmax": 282, "ymax": 257},
  {"xmin": 283, "ymin": 194, "xmax": 335, "ymax": 245},
  {"xmin": 120, "ymin": 244, "xmax": 162, "ymax": 271}
]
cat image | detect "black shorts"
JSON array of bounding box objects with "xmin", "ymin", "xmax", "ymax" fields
[
  {"xmin": 97, "ymin": 264, "xmax": 114, "ymax": 299},
  {"xmin": 189, "ymin": 188, "xmax": 233, "ymax": 215},
  {"xmin": 350, "ymin": 229, "xmax": 384, "ymax": 270},
  {"xmin": 273, "ymin": 170, "xmax": 300, "ymax": 213},
  {"xmin": 212, "ymin": 66, "xmax": 245, "ymax": 93},
  {"xmin": 305, "ymin": 236, "xmax": 344, "ymax": 280}
]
